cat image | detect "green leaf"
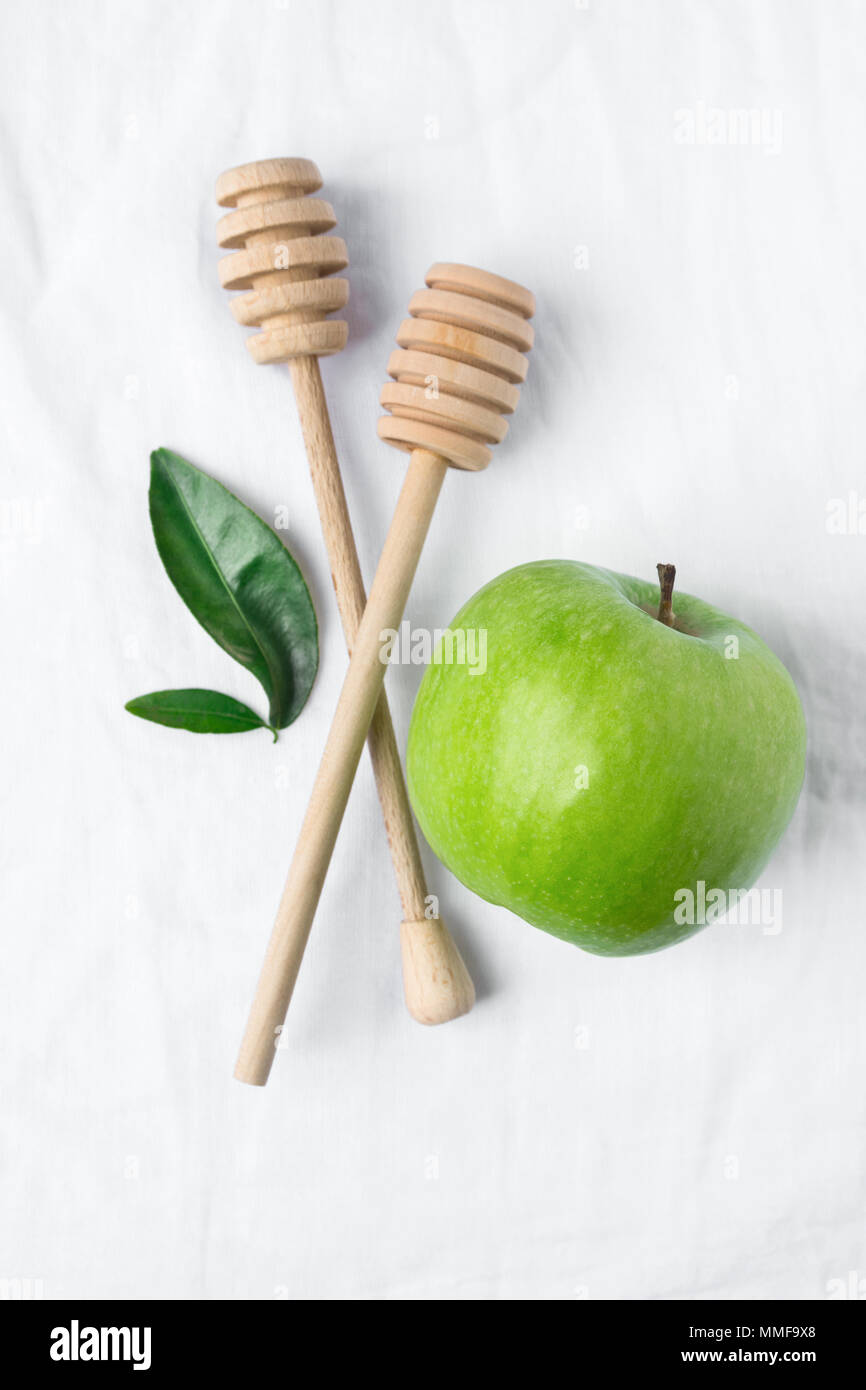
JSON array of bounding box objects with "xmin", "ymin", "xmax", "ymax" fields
[
  {"xmin": 125, "ymin": 689, "xmax": 277, "ymax": 738},
  {"xmin": 148, "ymin": 449, "xmax": 318, "ymax": 728}
]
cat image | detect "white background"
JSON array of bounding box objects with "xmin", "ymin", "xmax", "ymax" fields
[{"xmin": 2, "ymin": 0, "xmax": 865, "ymax": 1301}]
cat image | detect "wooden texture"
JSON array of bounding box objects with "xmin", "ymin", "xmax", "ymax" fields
[
  {"xmin": 235, "ymin": 263, "xmax": 534, "ymax": 1084},
  {"xmin": 216, "ymin": 158, "xmax": 348, "ymax": 364},
  {"xmin": 217, "ymin": 158, "xmax": 474, "ymax": 1034},
  {"xmin": 400, "ymin": 919, "xmax": 476, "ymax": 1025},
  {"xmin": 235, "ymin": 450, "xmax": 448, "ymax": 1084},
  {"xmin": 378, "ymin": 264, "xmax": 535, "ymax": 471}
]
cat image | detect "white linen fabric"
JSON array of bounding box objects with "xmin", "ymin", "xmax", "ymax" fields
[{"xmin": 1, "ymin": 0, "xmax": 864, "ymax": 1301}]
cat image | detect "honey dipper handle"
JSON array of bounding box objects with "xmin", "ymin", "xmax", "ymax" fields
[
  {"xmin": 287, "ymin": 357, "xmax": 474, "ymax": 1023},
  {"xmin": 235, "ymin": 449, "xmax": 449, "ymax": 1084}
]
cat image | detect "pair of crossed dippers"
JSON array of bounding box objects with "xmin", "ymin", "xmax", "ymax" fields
[{"xmin": 216, "ymin": 157, "xmax": 535, "ymax": 1085}]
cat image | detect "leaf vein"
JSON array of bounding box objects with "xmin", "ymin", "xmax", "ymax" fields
[{"xmin": 160, "ymin": 463, "xmax": 284, "ymax": 716}]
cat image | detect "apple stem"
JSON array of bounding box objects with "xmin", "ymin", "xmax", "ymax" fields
[{"xmin": 656, "ymin": 563, "xmax": 676, "ymax": 627}]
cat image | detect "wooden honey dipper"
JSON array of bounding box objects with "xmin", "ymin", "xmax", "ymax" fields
[
  {"xmin": 235, "ymin": 258, "xmax": 535, "ymax": 1084},
  {"xmin": 215, "ymin": 158, "xmax": 474, "ymax": 1035}
]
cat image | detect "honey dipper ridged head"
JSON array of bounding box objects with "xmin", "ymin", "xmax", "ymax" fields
[
  {"xmin": 378, "ymin": 264, "xmax": 534, "ymax": 471},
  {"xmin": 215, "ymin": 157, "xmax": 349, "ymax": 364}
]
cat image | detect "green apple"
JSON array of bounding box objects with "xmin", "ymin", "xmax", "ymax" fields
[{"xmin": 407, "ymin": 561, "xmax": 806, "ymax": 956}]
